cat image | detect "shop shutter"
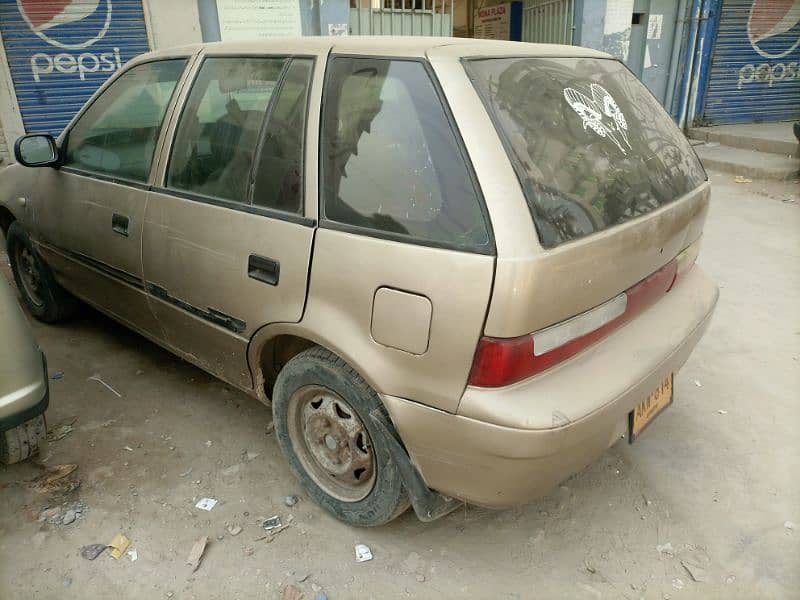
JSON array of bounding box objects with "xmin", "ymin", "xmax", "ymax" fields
[
  {"xmin": 0, "ymin": 0, "xmax": 151, "ymax": 136},
  {"xmin": 702, "ymin": 0, "xmax": 800, "ymax": 124}
]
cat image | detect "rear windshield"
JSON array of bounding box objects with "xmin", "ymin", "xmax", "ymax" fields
[{"xmin": 465, "ymin": 57, "xmax": 706, "ymax": 248}]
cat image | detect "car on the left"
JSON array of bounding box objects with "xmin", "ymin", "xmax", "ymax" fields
[{"xmin": 0, "ymin": 270, "xmax": 48, "ymax": 464}]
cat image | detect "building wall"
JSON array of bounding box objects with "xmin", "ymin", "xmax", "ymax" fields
[{"xmin": 146, "ymin": 0, "xmax": 203, "ymax": 48}]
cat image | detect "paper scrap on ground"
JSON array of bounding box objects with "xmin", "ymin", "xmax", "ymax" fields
[
  {"xmin": 109, "ymin": 533, "xmax": 131, "ymax": 560},
  {"xmin": 195, "ymin": 498, "xmax": 218, "ymax": 511}
]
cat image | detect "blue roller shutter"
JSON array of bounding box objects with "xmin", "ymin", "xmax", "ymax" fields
[
  {"xmin": 702, "ymin": 0, "xmax": 800, "ymax": 124},
  {"xmin": 0, "ymin": 0, "xmax": 151, "ymax": 136}
]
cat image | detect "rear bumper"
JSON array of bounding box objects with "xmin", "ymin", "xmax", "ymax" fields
[
  {"xmin": 383, "ymin": 267, "xmax": 718, "ymax": 509},
  {"xmin": 0, "ymin": 351, "xmax": 49, "ymax": 433}
]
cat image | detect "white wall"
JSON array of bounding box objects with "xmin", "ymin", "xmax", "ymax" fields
[{"xmin": 145, "ymin": 0, "xmax": 204, "ymax": 49}]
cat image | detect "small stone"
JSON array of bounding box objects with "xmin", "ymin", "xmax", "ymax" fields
[
  {"xmin": 784, "ymin": 521, "xmax": 796, "ymax": 531},
  {"xmin": 244, "ymin": 546, "xmax": 254, "ymax": 556},
  {"xmin": 672, "ymin": 578, "xmax": 684, "ymax": 590},
  {"xmin": 61, "ymin": 509, "xmax": 77, "ymax": 525},
  {"xmin": 227, "ymin": 524, "xmax": 242, "ymax": 536},
  {"xmin": 265, "ymin": 421, "xmax": 275, "ymax": 435},
  {"xmin": 311, "ymin": 583, "xmax": 322, "ymax": 593},
  {"xmin": 217, "ymin": 535, "xmax": 224, "ymax": 541},
  {"xmin": 38, "ymin": 507, "xmax": 61, "ymax": 522},
  {"xmin": 284, "ymin": 495, "xmax": 298, "ymax": 507},
  {"xmin": 725, "ymin": 575, "xmax": 736, "ymax": 584},
  {"xmin": 166, "ymin": 592, "xmax": 174, "ymax": 598},
  {"xmin": 415, "ymin": 574, "xmax": 426, "ymax": 583},
  {"xmin": 63, "ymin": 578, "xmax": 72, "ymax": 587}
]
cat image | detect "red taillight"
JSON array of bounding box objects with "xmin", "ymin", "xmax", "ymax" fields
[{"xmin": 468, "ymin": 257, "xmax": 682, "ymax": 388}]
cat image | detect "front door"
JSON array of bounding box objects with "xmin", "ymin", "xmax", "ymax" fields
[
  {"xmin": 142, "ymin": 55, "xmax": 317, "ymax": 390},
  {"xmin": 34, "ymin": 58, "xmax": 189, "ymax": 340}
]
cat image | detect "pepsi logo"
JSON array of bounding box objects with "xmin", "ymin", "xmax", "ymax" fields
[
  {"xmin": 747, "ymin": 0, "xmax": 800, "ymax": 59},
  {"xmin": 17, "ymin": 0, "xmax": 113, "ymax": 50}
]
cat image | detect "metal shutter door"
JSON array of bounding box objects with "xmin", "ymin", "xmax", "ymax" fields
[
  {"xmin": 702, "ymin": 0, "xmax": 800, "ymax": 124},
  {"xmin": 0, "ymin": 0, "xmax": 151, "ymax": 136}
]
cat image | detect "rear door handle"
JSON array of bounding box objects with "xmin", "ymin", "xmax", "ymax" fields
[
  {"xmin": 248, "ymin": 254, "xmax": 280, "ymax": 286},
  {"xmin": 112, "ymin": 213, "xmax": 129, "ymax": 237}
]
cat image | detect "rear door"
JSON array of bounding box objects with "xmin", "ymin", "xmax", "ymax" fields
[
  {"xmin": 34, "ymin": 58, "xmax": 188, "ymax": 339},
  {"xmin": 303, "ymin": 55, "xmax": 496, "ymax": 413},
  {"xmin": 143, "ymin": 53, "xmax": 317, "ymax": 390}
]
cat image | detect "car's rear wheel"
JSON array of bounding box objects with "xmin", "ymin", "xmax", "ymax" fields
[
  {"xmin": 0, "ymin": 414, "xmax": 47, "ymax": 465},
  {"xmin": 6, "ymin": 222, "xmax": 77, "ymax": 323},
  {"xmin": 272, "ymin": 347, "xmax": 409, "ymax": 526}
]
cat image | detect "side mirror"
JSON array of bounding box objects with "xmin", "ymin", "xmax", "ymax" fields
[{"xmin": 14, "ymin": 134, "xmax": 60, "ymax": 168}]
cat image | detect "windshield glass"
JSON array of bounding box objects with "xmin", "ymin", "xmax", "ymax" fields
[{"xmin": 465, "ymin": 57, "xmax": 706, "ymax": 248}]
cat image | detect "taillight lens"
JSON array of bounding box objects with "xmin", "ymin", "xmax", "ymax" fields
[{"xmin": 468, "ymin": 241, "xmax": 700, "ymax": 388}]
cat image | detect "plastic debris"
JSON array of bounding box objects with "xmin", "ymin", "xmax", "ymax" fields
[
  {"xmin": 38, "ymin": 507, "xmax": 61, "ymax": 522},
  {"xmin": 717, "ymin": 409, "xmax": 728, "ymax": 415},
  {"xmin": 127, "ymin": 548, "xmax": 138, "ymax": 562},
  {"xmin": 282, "ymin": 585, "xmax": 303, "ymax": 600},
  {"xmin": 178, "ymin": 468, "xmax": 193, "ymax": 477},
  {"xmin": 51, "ymin": 371, "xmax": 65, "ymax": 380},
  {"xmin": 355, "ymin": 543, "xmax": 373, "ymax": 562},
  {"xmin": 265, "ymin": 420, "xmax": 275, "ymax": 435},
  {"xmin": 227, "ymin": 524, "xmax": 242, "ymax": 536},
  {"xmin": 87, "ymin": 374, "xmax": 122, "ymax": 397},
  {"xmin": 262, "ymin": 516, "xmax": 282, "ymax": 531},
  {"xmin": 123, "ymin": 446, "xmax": 134, "ymax": 452},
  {"xmin": 314, "ymin": 593, "xmax": 328, "ymax": 600},
  {"xmin": 80, "ymin": 544, "xmax": 108, "ymax": 560},
  {"xmin": 672, "ymin": 578, "xmax": 685, "ymax": 590},
  {"xmin": 656, "ymin": 542, "xmax": 674, "ymax": 556},
  {"xmin": 785, "ymin": 521, "xmax": 796, "ymax": 531},
  {"xmin": 205, "ymin": 440, "xmax": 213, "ymax": 447},
  {"xmin": 195, "ymin": 498, "xmax": 218, "ymax": 511},
  {"xmin": 108, "ymin": 533, "xmax": 131, "ymax": 560},
  {"xmin": 186, "ymin": 536, "xmax": 208, "ymax": 572},
  {"xmin": 694, "ymin": 380, "xmax": 702, "ymax": 387},
  {"xmin": 734, "ymin": 176, "xmax": 752, "ymax": 184},
  {"xmin": 284, "ymin": 495, "xmax": 298, "ymax": 507}
]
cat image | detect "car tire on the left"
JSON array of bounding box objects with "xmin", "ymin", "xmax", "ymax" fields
[
  {"xmin": 0, "ymin": 414, "xmax": 47, "ymax": 465},
  {"xmin": 6, "ymin": 222, "xmax": 77, "ymax": 323}
]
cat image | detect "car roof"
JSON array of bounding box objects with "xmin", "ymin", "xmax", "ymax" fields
[{"xmin": 138, "ymin": 36, "xmax": 612, "ymax": 62}]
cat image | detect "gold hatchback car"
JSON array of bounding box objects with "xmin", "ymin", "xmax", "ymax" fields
[{"xmin": 0, "ymin": 37, "xmax": 717, "ymax": 525}]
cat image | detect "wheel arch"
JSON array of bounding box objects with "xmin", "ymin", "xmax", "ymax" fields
[
  {"xmin": 0, "ymin": 206, "xmax": 15, "ymax": 239},
  {"xmin": 247, "ymin": 323, "xmax": 382, "ymax": 405}
]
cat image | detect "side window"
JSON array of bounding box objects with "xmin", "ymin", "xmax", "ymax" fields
[
  {"xmin": 167, "ymin": 57, "xmax": 286, "ymax": 204},
  {"xmin": 320, "ymin": 57, "xmax": 490, "ymax": 251},
  {"xmin": 252, "ymin": 59, "xmax": 313, "ymax": 214},
  {"xmin": 64, "ymin": 59, "xmax": 187, "ymax": 183}
]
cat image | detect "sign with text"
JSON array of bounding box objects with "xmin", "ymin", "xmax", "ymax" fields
[
  {"xmin": 473, "ymin": 2, "xmax": 521, "ymax": 41},
  {"xmin": 217, "ymin": 0, "xmax": 302, "ymax": 40},
  {"xmin": 0, "ymin": 0, "xmax": 150, "ymax": 135}
]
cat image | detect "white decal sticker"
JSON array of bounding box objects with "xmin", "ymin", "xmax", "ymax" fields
[{"xmin": 563, "ymin": 84, "xmax": 632, "ymax": 155}]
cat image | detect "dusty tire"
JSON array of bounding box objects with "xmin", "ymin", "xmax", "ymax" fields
[
  {"xmin": 0, "ymin": 414, "xmax": 47, "ymax": 465},
  {"xmin": 272, "ymin": 347, "xmax": 409, "ymax": 527},
  {"xmin": 6, "ymin": 222, "xmax": 77, "ymax": 323}
]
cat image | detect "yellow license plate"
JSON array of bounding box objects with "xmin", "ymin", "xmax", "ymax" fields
[{"xmin": 629, "ymin": 374, "xmax": 673, "ymax": 443}]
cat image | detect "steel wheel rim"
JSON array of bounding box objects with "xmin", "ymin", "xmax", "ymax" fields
[
  {"xmin": 287, "ymin": 385, "xmax": 376, "ymax": 502},
  {"xmin": 15, "ymin": 245, "xmax": 44, "ymax": 307}
]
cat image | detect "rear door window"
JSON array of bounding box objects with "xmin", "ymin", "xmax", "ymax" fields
[
  {"xmin": 320, "ymin": 57, "xmax": 491, "ymax": 253},
  {"xmin": 465, "ymin": 57, "xmax": 706, "ymax": 248},
  {"xmin": 167, "ymin": 57, "xmax": 286, "ymax": 204}
]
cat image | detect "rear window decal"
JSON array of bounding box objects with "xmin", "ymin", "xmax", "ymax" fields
[{"xmin": 563, "ymin": 84, "xmax": 632, "ymax": 155}]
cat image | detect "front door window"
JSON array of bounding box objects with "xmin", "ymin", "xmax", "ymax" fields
[{"xmin": 63, "ymin": 59, "xmax": 187, "ymax": 183}]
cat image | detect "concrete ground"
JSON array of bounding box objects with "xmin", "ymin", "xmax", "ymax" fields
[{"xmin": 0, "ymin": 172, "xmax": 798, "ymax": 599}]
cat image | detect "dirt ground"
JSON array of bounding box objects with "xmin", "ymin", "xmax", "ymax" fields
[{"xmin": 0, "ymin": 172, "xmax": 797, "ymax": 599}]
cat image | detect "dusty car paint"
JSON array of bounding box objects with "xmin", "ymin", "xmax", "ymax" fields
[{"xmin": 0, "ymin": 37, "xmax": 717, "ymax": 514}]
